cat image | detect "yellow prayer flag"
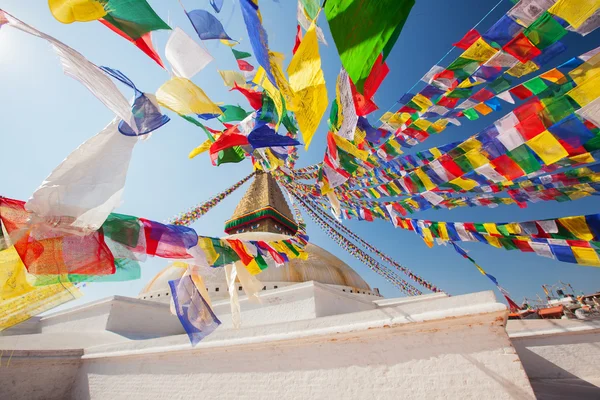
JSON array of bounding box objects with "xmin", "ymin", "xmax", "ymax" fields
[
  {"xmin": 218, "ymin": 70, "xmax": 250, "ymax": 88},
  {"xmin": 567, "ymin": 72, "xmax": 600, "ymax": 107},
  {"xmin": 197, "ymin": 238, "xmax": 220, "ymax": 265},
  {"xmin": 269, "ymin": 52, "xmax": 295, "ymax": 106},
  {"xmin": 506, "ymin": 223, "xmax": 522, "ymax": 235},
  {"xmin": 422, "ymin": 228, "xmax": 434, "ymax": 248},
  {"xmin": 413, "ymin": 119, "xmax": 432, "ymax": 132},
  {"xmin": 411, "ymin": 94, "xmax": 433, "ymax": 111},
  {"xmin": 438, "ymin": 222, "xmax": 449, "ymax": 241},
  {"xmin": 405, "ymin": 198, "xmax": 418, "ymax": 208},
  {"xmin": 388, "ymin": 181, "xmax": 402, "ymax": 195},
  {"xmin": 458, "ymin": 138, "xmax": 482, "ymax": 153},
  {"xmin": 244, "ymin": 260, "xmax": 262, "ymax": 275},
  {"xmin": 461, "ymin": 38, "xmax": 498, "ymax": 62},
  {"xmin": 157, "ymin": 77, "xmax": 223, "ymax": 116},
  {"xmin": 559, "ymin": 216, "xmax": 594, "ymax": 241},
  {"xmin": 569, "ymin": 152, "xmax": 596, "ymax": 164},
  {"xmin": 332, "ymin": 134, "xmax": 369, "ymax": 161},
  {"xmin": 0, "ymin": 281, "xmax": 81, "ymax": 331},
  {"xmin": 549, "ymin": 0, "xmax": 600, "ymax": 29},
  {"xmin": 189, "ymin": 140, "xmax": 212, "ymax": 159},
  {"xmin": 387, "ymin": 138, "xmax": 404, "ymax": 155},
  {"xmin": 430, "ymin": 147, "xmax": 443, "ymax": 159},
  {"xmin": 287, "ymin": 23, "xmax": 327, "ymax": 149},
  {"xmin": 449, "ymin": 176, "xmax": 478, "ymax": 191},
  {"xmin": 49, "ymin": 0, "xmax": 106, "ymax": 24},
  {"xmin": 485, "ymin": 235, "xmax": 502, "ymax": 248},
  {"xmin": 475, "ymin": 264, "xmax": 487, "ymax": 276},
  {"xmin": 457, "ymin": 79, "xmax": 484, "ymax": 89},
  {"xmin": 464, "ymin": 149, "xmax": 489, "ymax": 169},
  {"xmin": 507, "ymin": 61, "xmax": 539, "ymax": 78},
  {"xmin": 569, "ymin": 53, "xmax": 600, "ymax": 85},
  {"xmin": 380, "ymin": 112, "xmax": 395, "ymax": 123},
  {"xmin": 0, "ymin": 247, "xmax": 34, "ymax": 301},
  {"xmin": 431, "ymin": 120, "xmax": 448, "ymax": 133},
  {"xmin": 483, "ymin": 223, "xmax": 500, "ymax": 236},
  {"xmin": 415, "ymin": 169, "xmax": 436, "ymax": 191},
  {"xmin": 526, "ymin": 130, "xmax": 568, "ymax": 165},
  {"xmin": 572, "ymin": 247, "xmax": 600, "ymax": 267}
]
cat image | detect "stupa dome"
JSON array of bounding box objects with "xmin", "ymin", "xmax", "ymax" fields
[
  {"xmin": 138, "ymin": 171, "xmax": 378, "ymax": 302},
  {"xmin": 138, "ymin": 232, "xmax": 376, "ymax": 301}
]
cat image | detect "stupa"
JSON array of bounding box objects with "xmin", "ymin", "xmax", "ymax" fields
[{"xmin": 1, "ymin": 172, "xmax": 599, "ymax": 399}]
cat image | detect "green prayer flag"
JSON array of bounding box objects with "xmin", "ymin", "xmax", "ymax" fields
[
  {"xmin": 524, "ymin": 11, "xmax": 567, "ymax": 50},
  {"xmin": 217, "ymin": 147, "xmax": 246, "ymax": 165},
  {"xmin": 255, "ymin": 253, "xmax": 269, "ymax": 270},
  {"xmin": 446, "ymin": 88, "xmax": 473, "ymax": 99},
  {"xmin": 218, "ymin": 104, "xmax": 252, "ymax": 123},
  {"xmin": 325, "ymin": 0, "xmax": 415, "ymax": 92},
  {"xmin": 542, "ymin": 96, "xmax": 575, "ymax": 124},
  {"xmin": 103, "ymin": 0, "xmax": 170, "ymax": 40},
  {"xmin": 231, "ymin": 48, "xmax": 252, "ymax": 60},
  {"xmin": 463, "ymin": 108, "xmax": 479, "ymax": 120},
  {"xmin": 489, "ymin": 76, "xmax": 512, "ymax": 94},
  {"xmin": 102, "ymin": 213, "xmax": 141, "ymax": 248},
  {"xmin": 453, "ymin": 154, "xmax": 475, "ymax": 173},
  {"xmin": 523, "ymin": 77, "xmax": 548, "ymax": 95},
  {"xmin": 507, "ymin": 145, "xmax": 541, "ymax": 174},
  {"xmin": 301, "ymin": 0, "xmax": 321, "ymax": 20}
]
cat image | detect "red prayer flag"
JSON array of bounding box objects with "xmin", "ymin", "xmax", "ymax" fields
[
  {"xmin": 471, "ymin": 88, "xmax": 495, "ymax": 102},
  {"xmin": 99, "ymin": 19, "xmax": 165, "ymax": 68},
  {"xmin": 230, "ymin": 83, "xmax": 263, "ymax": 110},
  {"xmin": 453, "ymin": 29, "xmax": 481, "ymax": 50},
  {"xmin": 293, "ymin": 24, "xmax": 302, "ymax": 54},
  {"xmin": 502, "ymin": 33, "xmax": 542, "ymax": 63},
  {"xmin": 209, "ymin": 126, "xmax": 249, "ymax": 155},
  {"xmin": 491, "ymin": 155, "xmax": 525, "ymax": 180},
  {"xmin": 237, "ymin": 59, "xmax": 254, "ymax": 71},
  {"xmin": 509, "ymin": 85, "xmax": 534, "ymax": 100}
]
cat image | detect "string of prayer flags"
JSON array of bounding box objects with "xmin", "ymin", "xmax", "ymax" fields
[
  {"xmin": 325, "ymin": 0, "xmax": 415, "ymax": 92},
  {"xmin": 292, "ymin": 192, "xmax": 422, "ymax": 296},
  {"xmin": 165, "ymin": 27, "xmax": 214, "ymax": 79},
  {"xmin": 186, "ymin": 9, "xmax": 232, "ymax": 40},
  {"xmin": 451, "ymin": 243, "xmax": 521, "ymax": 311},
  {"xmin": 287, "ymin": 23, "xmax": 328, "ymax": 149},
  {"xmin": 169, "ymin": 172, "xmax": 255, "ymax": 226},
  {"xmin": 376, "ymin": 208, "xmax": 600, "ymax": 268},
  {"xmin": 301, "ymin": 195, "xmax": 443, "ymax": 293}
]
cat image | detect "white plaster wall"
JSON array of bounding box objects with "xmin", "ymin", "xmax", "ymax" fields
[
  {"xmin": 105, "ymin": 298, "xmax": 184, "ymax": 339},
  {"xmin": 508, "ymin": 320, "xmax": 600, "ymax": 399},
  {"xmin": 72, "ymin": 313, "xmax": 534, "ymax": 400},
  {"xmin": 0, "ymin": 350, "xmax": 81, "ymax": 400}
]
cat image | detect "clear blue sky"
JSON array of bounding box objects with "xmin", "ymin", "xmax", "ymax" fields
[{"xmin": 1, "ymin": 0, "xmax": 599, "ymax": 308}]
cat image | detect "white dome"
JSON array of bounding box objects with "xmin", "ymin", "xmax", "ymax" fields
[{"xmin": 138, "ymin": 232, "xmax": 376, "ymax": 301}]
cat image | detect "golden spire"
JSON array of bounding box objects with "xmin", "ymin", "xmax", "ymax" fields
[{"xmin": 224, "ymin": 171, "xmax": 298, "ymax": 235}]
